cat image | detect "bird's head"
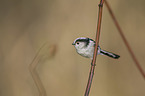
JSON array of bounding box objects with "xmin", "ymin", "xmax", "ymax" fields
[{"xmin": 72, "ymin": 37, "xmax": 92, "ymax": 50}]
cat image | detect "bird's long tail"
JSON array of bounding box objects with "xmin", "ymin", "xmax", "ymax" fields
[{"xmin": 99, "ymin": 49, "xmax": 120, "ymax": 59}]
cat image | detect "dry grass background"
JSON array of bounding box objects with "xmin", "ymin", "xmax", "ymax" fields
[{"xmin": 0, "ymin": 0, "xmax": 145, "ymax": 96}]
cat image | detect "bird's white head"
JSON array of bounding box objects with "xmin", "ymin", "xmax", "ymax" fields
[{"xmin": 72, "ymin": 37, "xmax": 90, "ymax": 50}]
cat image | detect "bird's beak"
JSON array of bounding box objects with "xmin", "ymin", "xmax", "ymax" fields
[{"xmin": 72, "ymin": 43, "xmax": 75, "ymax": 45}]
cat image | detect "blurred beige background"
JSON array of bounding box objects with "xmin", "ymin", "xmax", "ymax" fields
[{"xmin": 0, "ymin": 0, "xmax": 145, "ymax": 96}]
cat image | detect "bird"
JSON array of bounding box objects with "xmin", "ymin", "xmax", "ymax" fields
[{"xmin": 72, "ymin": 37, "xmax": 120, "ymax": 59}]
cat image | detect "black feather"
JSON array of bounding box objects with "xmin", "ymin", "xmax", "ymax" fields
[{"xmin": 100, "ymin": 50, "xmax": 120, "ymax": 59}]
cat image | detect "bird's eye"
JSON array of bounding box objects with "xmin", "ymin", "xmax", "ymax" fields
[{"xmin": 76, "ymin": 42, "xmax": 79, "ymax": 45}]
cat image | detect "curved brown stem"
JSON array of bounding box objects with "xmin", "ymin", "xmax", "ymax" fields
[
  {"xmin": 84, "ymin": 0, "xmax": 105, "ymax": 96},
  {"xmin": 29, "ymin": 43, "xmax": 56, "ymax": 96},
  {"xmin": 105, "ymin": 0, "xmax": 145, "ymax": 79}
]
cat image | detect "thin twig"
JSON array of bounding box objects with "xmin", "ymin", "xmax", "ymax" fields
[
  {"xmin": 84, "ymin": 0, "xmax": 105, "ymax": 96},
  {"xmin": 105, "ymin": 0, "xmax": 145, "ymax": 78},
  {"xmin": 29, "ymin": 43, "xmax": 56, "ymax": 96}
]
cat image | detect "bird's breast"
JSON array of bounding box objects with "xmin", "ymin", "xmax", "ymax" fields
[{"xmin": 76, "ymin": 47, "xmax": 94, "ymax": 58}]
